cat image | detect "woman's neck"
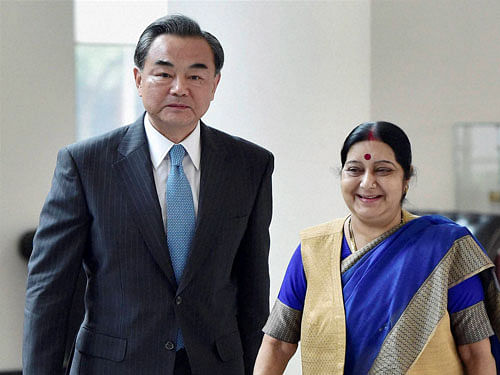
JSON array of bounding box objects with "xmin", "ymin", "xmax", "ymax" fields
[{"xmin": 347, "ymin": 211, "xmax": 402, "ymax": 251}]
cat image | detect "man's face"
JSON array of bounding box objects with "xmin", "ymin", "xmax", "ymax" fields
[{"xmin": 134, "ymin": 34, "xmax": 220, "ymax": 139}]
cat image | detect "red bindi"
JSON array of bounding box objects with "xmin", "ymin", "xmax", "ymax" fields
[{"xmin": 364, "ymin": 153, "xmax": 371, "ymax": 160}]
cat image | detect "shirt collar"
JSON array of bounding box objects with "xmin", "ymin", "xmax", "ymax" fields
[{"xmin": 144, "ymin": 113, "xmax": 201, "ymax": 171}]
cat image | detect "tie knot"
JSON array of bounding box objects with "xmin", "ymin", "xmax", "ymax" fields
[{"xmin": 169, "ymin": 144, "xmax": 186, "ymax": 167}]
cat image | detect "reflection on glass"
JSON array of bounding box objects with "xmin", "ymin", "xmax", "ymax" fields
[
  {"xmin": 76, "ymin": 44, "xmax": 144, "ymax": 140},
  {"xmin": 454, "ymin": 122, "xmax": 500, "ymax": 214}
]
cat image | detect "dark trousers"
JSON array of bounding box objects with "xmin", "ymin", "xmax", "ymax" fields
[{"xmin": 174, "ymin": 349, "xmax": 192, "ymax": 375}]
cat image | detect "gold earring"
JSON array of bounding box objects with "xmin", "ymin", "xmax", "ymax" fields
[{"xmin": 404, "ymin": 186, "xmax": 409, "ymax": 194}]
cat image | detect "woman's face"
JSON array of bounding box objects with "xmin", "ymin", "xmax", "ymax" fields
[{"xmin": 341, "ymin": 140, "xmax": 408, "ymax": 227}]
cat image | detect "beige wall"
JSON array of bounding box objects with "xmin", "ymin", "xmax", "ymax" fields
[{"xmin": 0, "ymin": 0, "xmax": 75, "ymax": 369}]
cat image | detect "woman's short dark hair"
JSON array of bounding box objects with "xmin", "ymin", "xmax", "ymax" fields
[
  {"xmin": 134, "ymin": 14, "xmax": 224, "ymax": 75},
  {"xmin": 341, "ymin": 121, "xmax": 413, "ymax": 180}
]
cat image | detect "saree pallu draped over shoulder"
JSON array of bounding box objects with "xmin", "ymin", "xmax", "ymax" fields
[{"xmin": 299, "ymin": 210, "xmax": 500, "ymax": 375}]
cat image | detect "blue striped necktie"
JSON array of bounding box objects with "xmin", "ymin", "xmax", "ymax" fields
[{"xmin": 166, "ymin": 144, "xmax": 195, "ymax": 350}]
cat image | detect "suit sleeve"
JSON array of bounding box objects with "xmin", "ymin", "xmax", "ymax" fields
[
  {"xmin": 233, "ymin": 151, "xmax": 274, "ymax": 374},
  {"xmin": 23, "ymin": 147, "xmax": 90, "ymax": 375}
]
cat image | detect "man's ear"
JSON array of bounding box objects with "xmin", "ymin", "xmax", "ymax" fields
[
  {"xmin": 133, "ymin": 67, "xmax": 143, "ymax": 97},
  {"xmin": 211, "ymin": 73, "xmax": 221, "ymax": 100}
]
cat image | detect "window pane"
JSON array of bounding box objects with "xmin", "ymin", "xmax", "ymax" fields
[
  {"xmin": 454, "ymin": 122, "xmax": 500, "ymax": 214},
  {"xmin": 75, "ymin": 44, "xmax": 144, "ymax": 140}
]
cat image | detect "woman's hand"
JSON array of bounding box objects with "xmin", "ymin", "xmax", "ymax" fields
[
  {"xmin": 253, "ymin": 334, "xmax": 298, "ymax": 375},
  {"xmin": 458, "ymin": 338, "xmax": 496, "ymax": 374}
]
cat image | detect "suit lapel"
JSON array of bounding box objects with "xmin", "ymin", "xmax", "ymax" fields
[
  {"xmin": 113, "ymin": 116, "xmax": 177, "ymax": 288},
  {"xmin": 178, "ymin": 123, "xmax": 230, "ymax": 293}
]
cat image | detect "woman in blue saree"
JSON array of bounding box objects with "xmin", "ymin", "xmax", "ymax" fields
[{"xmin": 254, "ymin": 122, "xmax": 500, "ymax": 374}]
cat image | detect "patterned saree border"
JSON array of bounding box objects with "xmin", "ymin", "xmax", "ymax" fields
[
  {"xmin": 485, "ymin": 274, "xmax": 500, "ymax": 335},
  {"xmin": 451, "ymin": 301, "xmax": 494, "ymax": 345},
  {"xmin": 448, "ymin": 235, "xmax": 492, "ymax": 288},
  {"xmin": 369, "ymin": 235, "xmax": 493, "ymax": 374},
  {"xmin": 262, "ymin": 299, "xmax": 302, "ymax": 344}
]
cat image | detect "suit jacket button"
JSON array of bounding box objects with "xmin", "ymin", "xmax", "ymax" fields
[
  {"xmin": 175, "ymin": 296, "xmax": 182, "ymax": 305},
  {"xmin": 165, "ymin": 341, "xmax": 175, "ymax": 351}
]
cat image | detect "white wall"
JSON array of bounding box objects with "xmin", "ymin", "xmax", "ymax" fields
[
  {"xmin": 371, "ymin": 0, "xmax": 500, "ymax": 211},
  {"xmin": 74, "ymin": 0, "xmax": 167, "ymax": 43},
  {"xmin": 167, "ymin": 1, "xmax": 371, "ymax": 373},
  {"xmin": 0, "ymin": 1, "xmax": 75, "ymax": 370}
]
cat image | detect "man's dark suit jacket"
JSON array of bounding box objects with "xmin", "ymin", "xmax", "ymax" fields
[{"xmin": 23, "ymin": 115, "xmax": 274, "ymax": 375}]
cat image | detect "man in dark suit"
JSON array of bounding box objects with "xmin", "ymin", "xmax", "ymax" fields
[{"xmin": 23, "ymin": 14, "xmax": 273, "ymax": 375}]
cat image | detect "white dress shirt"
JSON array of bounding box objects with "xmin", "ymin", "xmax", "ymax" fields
[{"xmin": 143, "ymin": 113, "xmax": 201, "ymax": 226}]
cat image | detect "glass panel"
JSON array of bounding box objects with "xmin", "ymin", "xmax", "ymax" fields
[
  {"xmin": 75, "ymin": 44, "xmax": 144, "ymax": 140},
  {"xmin": 454, "ymin": 122, "xmax": 500, "ymax": 214}
]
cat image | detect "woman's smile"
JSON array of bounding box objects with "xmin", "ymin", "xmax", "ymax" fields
[{"xmin": 356, "ymin": 193, "xmax": 383, "ymax": 203}]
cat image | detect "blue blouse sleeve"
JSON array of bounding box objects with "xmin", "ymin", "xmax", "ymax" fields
[
  {"xmin": 277, "ymin": 244, "xmax": 307, "ymax": 311},
  {"xmin": 276, "ymin": 242, "xmax": 483, "ymax": 314},
  {"xmin": 447, "ymin": 274, "xmax": 484, "ymax": 314}
]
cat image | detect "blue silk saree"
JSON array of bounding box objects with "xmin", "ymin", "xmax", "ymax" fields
[{"xmin": 341, "ymin": 214, "xmax": 499, "ymax": 374}]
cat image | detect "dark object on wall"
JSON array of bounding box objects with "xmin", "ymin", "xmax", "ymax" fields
[
  {"xmin": 19, "ymin": 228, "xmax": 85, "ymax": 373},
  {"xmin": 18, "ymin": 230, "xmax": 36, "ymax": 260},
  {"xmin": 413, "ymin": 210, "xmax": 500, "ymax": 278}
]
